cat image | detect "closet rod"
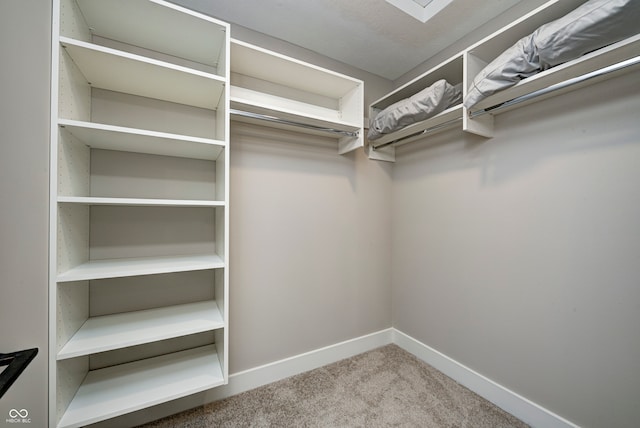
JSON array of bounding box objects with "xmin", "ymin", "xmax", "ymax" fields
[
  {"xmin": 373, "ymin": 55, "xmax": 639, "ymax": 151},
  {"xmin": 371, "ymin": 116, "xmax": 463, "ymax": 151},
  {"xmin": 229, "ymin": 108, "xmax": 359, "ymax": 138},
  {"xmin": 470, "ymin": 55, "xmax": 640, "ymax": 118}
]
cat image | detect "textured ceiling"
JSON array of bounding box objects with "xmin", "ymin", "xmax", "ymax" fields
[{"xmin": 172, "ymin": 0, "xmax": 523, "ymax": 80}]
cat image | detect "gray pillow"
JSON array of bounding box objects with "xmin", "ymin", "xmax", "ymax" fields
[
  {"xmin": 464, "ymin": 0, "xmax": 640, "ymax": 109},
  {"xmin": 368, "ymin": 80, "xmax": 462, "ymax": 141}
]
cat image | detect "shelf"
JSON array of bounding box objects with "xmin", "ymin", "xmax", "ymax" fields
[
  {"xmin": 57, "ymin": 301, "xmax": 223, "ymax": 359},
  {"xmin": 58, "ymin": 196, "xmax": 224, "ymax": 207},
  {"xmin": 60, "ymin": 37, "xmax": 225, "ymax": 110},
  {"xmin": 367, "ymin": 53, "xmax": 463, "ymax": 162},
  {"xmin": 57, "ymin": 254, "xmax": 224, "ymax": 282},
  {"xmin": 59, "ymin": 119, "xmax": 225, "ymax": 160},
  {"xmin": 231, "ymin": 86, "xmax": 361, "ymax": 133},
  {"xmin": 367, "ymin": 105, "xmax": 463, "ymax": 163},
  {"xmin": 57, "ymin": 345, "xmax": 223, "ymax": 428},
  {"xmin": 52, "ymin": 1, "xmax": 230, "ymax": 425},
  {"xmin": 73, "ymin": 0, "xmax": 227, "ymax": 70},
  {"xmin": 230, "ymin": 39, "xmax": 363, "ymax": 153},
  {"xmin": 373, "ymin": 55, "xmax": 463, "ymax": 110},
  {"xmin": 368, "ymin": 0, "xmax": 640, "ymax": 160},
  {"xmin": 371, "ymin": 104, "xmax": 463, "ymax": 147},
  {"xmin": 468, "ymin": 34, "xmax": 640, "ymax": 113},
  {"xmin": 466, "ymin": 0, "xmax": 585, "ymax": 62},
  {"xmin": 231, "ymin": 39, "xmax": 361, "ymax": 101}
]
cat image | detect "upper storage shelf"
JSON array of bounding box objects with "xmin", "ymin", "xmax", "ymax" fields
[
  {"xmin": 368, "ymin": 0, "xmax": 640, "ymax": 161},
  {"xmin": 59, "ymin": 118, "xmax": 225, "ymax": 161},
  {"xmin": 367, "ymin": 54, "xmax": 463, "ymax": 162},
  {"xmin": 62, "ymin": 0, "xmax": 227, "ymax": 77},
  {"xmin": 465, "ymin": 31, "xmax": 640, "ymax": 116},
  {"xmin": 60, "ymin": 37, "xmax": 225, "ymax": 110},
  {"xmin": 230, "ymin": 39, "xmax": 364, "ymax": 154},
  {"xmin": 462, "ymin": 0, "xmax": 639, "ymax": 137}
]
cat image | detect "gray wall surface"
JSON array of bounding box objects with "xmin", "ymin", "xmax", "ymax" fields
[
  {"xmin": 0, "ymin": 1, "xmax": 51, "ymax": 427},
  {"xmin": 391, "ymin": 71, "xmax": 640, "ymax": 428},
  {"xmin": 227, "ymin": 123, "xmax": 393, "ymax": 372}
]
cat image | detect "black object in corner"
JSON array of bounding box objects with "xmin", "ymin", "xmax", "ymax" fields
[{"xmin": 0, "ymin": 348, "xmax": 38, "ymax": 399}]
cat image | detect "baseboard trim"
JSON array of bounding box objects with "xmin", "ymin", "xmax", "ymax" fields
[
  {"xmin": 206, "ymin": 328, "xmax": 394, "ymax": 401},
  {"xmin": 392, "ymin": 329, "xmax": 579, "ymax": 428},
  {"xmin": 99, "ymin": 327, "xmax": 579, "ymax": 428}
]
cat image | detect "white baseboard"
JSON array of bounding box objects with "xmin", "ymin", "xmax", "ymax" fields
[
  {"xmin": 391, "ymin": 329, "xmax": 579, "ymax": 428},
  {"xmin": 205, "ymin": 328, "xmax": 395, "ymax": 401},
  {"xmin": 99, "ymin": 327, "xmax": 578, "ymax": 428}
]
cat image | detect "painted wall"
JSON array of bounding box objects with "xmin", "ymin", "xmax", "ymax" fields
[
  {"xmin": 0, "ymin": 2, "xmax": 51, "ymax": 427},
  {"xmin": 391, "ymin": 71, "xmax": 640, "ymax": 428},
  {"xmin": 227, "ymin": 124, "xmax": 393, "ymax": 372}
]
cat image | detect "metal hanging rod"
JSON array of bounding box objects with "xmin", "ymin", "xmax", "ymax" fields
[
  {"xmin": 371, "ymin": 116, "xmax": 462, "ymax": 151},
  {"xmin": 470, "ymin": 55, "xmax": 640, "ymax": 119},
  {"xmin": 372, "ymin": 55, "xmax": 640, "ymax": 151},
  {"xmin": 229, "ymin": 108, "xmax": 359, "ymax": 138}
]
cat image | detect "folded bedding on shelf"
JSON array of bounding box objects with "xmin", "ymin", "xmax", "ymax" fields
[
  {"xmin": 368, "ymin": 80, "xmax": 462, "ymax": 141},
  {"xmin": 464, "ymin": 0, "xmax": 640, "ymax": 109}
]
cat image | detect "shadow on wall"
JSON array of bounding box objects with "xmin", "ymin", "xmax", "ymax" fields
[
  {"xmin": 393, "ymin": 72, "xmax": 640, "ymax": 185},
  {"xmin": 230, "ymin": 122, "xmax": 377, "ymax": 191}
]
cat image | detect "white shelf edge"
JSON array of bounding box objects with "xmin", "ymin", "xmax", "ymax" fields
[
  {"xmin": 56, "ymin": 345, "xmax": 223, "ymax": 428},
  {"xmin": 59, "ymin": 36, "xmax": 225, "ymax": 110},
  {"xmin": 76, "ymin": 0, "xmax": 228, "ymax": 69},
  {"xmin": 230, "ymin": 38, "xmax": 362, "ymax": 94},
  {"xmin": 60, "ymin": 36, "xmax": 224, "ymax": 81},
  {"xmin": 59, "ymin": 118, "xmax": 225, "ymax": 146},
  {"xmin": 57, "ymin": 254, "xmax": 224, "ymax": 282},
  {"xmin": 57, "ymin": 301, "xmax": 224, "ymax": 359},
  {"xmin": 370, "ymin": 104, "xmax": 463, "ymax": 147},
  {"xmin": 230, "ymin": 93, "xmax": 360, "ymax": 132},
  {"xmin": 469, "ymin": 34, "xmax": 640, "ymax": 113},
  {"xmin": 57, "ymin": 196, "xmax": 225, "ymax": 207},
  {"xmin": 371, "ymin": 54, "xmax": 464, "ymax": 108},
  {"xmin": 58, "ymin": 118, "xmax": 225, "ymax": 160}
]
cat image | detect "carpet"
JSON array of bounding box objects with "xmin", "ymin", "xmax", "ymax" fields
[{"xmin": 137, "ymin": 344, "xmax": 528, "ymax": 427}]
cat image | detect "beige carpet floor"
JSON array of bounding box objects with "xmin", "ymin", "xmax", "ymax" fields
[{"xmin": 138, "ymin": 344, "xmax": 528, "ymax": 427}]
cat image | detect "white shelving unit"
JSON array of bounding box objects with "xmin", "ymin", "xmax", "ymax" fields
[
  {"xmin": 367, "ymin": 54, "xmax": 463, "ymax": 162},
  {"xmin": 230, "ymin": 39, "xmax": 364, "ymax": 154},
  {"xmin": 49, "ymin": 1, "xmax": 230, "ymax": 427},
  {"xmin": 57, "ymin": 301, "xmax": 224, "ymax": 359},
  {"xmin": 57, "ymin": 345, "xmax": 223, "ymax": 428},
  {"xmin": 368, "ymin": 0, "xmax": 640, "ymax": 161}
]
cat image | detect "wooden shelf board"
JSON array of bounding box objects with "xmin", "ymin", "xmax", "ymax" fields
[
  {"xmin": 59, "ymin": 119, "xmax": 225, "ymax": 160},
  {"xmin": 75, "ymin": 0, "xmax": 227, "ymax": 69},
  {"xmin": 57, "ymin": 254, "xmax": 224, "ymax": 282},
  {"xmin": 57, "ymin": 345, "xmax": 223, "ymax": 428},
  {"xmin": 58, "ymin": 196, "xmax": 224, "ymax": 207},
  {"xmin": 57, "ymin": 301, "xmax": 224, "ymax": 359},
  {"xmin": 60, "ymin": 37, "xmax": 224, "ymax": 110}
]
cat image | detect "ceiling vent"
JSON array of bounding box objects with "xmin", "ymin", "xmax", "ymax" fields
[{"xmin": 385, "ymin": 0, "xmax": 455, "ymax": 23}]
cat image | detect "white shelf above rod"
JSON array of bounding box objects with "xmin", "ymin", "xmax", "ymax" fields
[
  {"xmin": 229, "ymin": 108, "xmax": 359, "ymax": 138},
  {"xmin": 470, "ymin": 55, "xmax": 640, "ymax": 119}
]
